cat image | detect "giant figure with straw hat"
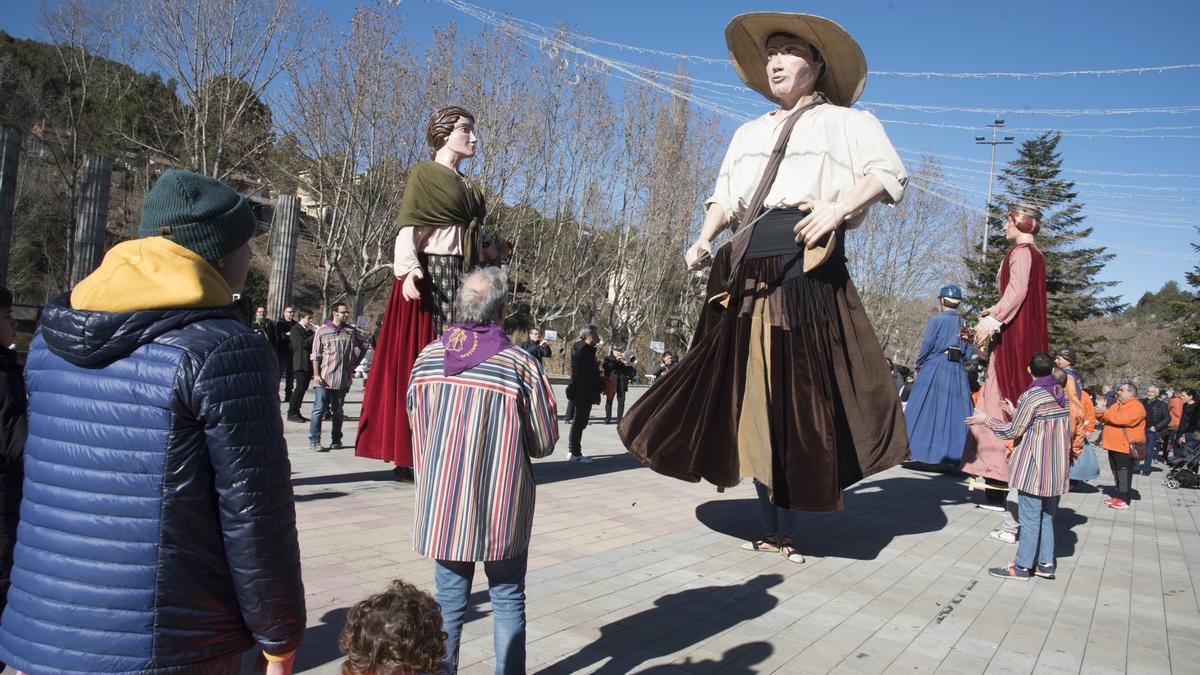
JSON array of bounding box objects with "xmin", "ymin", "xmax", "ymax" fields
[
  {"xmin": 962, "ymin": 203, "xmax": 1049, "ymax": 511},
  {"xmin": 618, "ymin": 12, "xmax": 909, "ymax": 561}
]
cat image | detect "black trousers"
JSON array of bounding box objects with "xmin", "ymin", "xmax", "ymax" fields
[
  {"xmin": 289, "ymin": 370, "xmax": 312, "ymax": 417},
  {"xmin": 1108, "ymin": 450, "xmax": 1134, "ymax": 501},
  {"xmin": 605, "ymin": 391, "xmax": 626, "ymax": 423},
  {"xmin": 278, "ymin": 351, "xmax": 295, "ymax": 400},
  {"xmin": 984, "ymin": 477, "xmax": 1009, "ymax": 505},
  {"xmin": 569, "ymin": 402, "xmax": 592, "ymax": 456}
]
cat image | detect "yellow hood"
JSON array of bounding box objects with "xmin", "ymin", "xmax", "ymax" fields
[{"xmin": 71, "ymin": 237, "xmax": 234, "ymax": 312}]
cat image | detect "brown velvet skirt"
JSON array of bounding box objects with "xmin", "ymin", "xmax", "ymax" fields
[{"xmin": 618, "ymin": 246, "xmax": 909, "ymax": 512}]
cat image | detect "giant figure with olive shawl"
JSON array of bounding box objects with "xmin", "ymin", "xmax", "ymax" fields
[{"xmin": 355, "ymin": 107, "xmax": 488, "ymax": 478}]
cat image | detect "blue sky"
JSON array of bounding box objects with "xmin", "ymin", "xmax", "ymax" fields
[{"xmin": 3, "ymin": 0, "xmax": 1197, "ymax": 305}]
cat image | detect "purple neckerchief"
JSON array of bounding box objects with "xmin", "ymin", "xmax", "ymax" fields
[
  {"xmin": 1030, "ymin": 375, "xmax": 1067, "ymax": 408},
  {"xmin": 440, "ymin": 322, "xmax": 512, "ymax": 376},
  {"xmin": 323, "ymin": 319, "xmax": 351, "ymax": 333}
]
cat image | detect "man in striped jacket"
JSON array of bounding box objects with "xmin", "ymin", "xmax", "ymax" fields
[
  {"xmin": 967, "ymin": 352, "xmax": 1072, "ymax": 582},
  {"xmin": 407, "ymin": 267, "xmax": 558, "ymax": 674}
]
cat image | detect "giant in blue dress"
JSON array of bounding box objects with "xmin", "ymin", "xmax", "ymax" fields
[{"xmin": 905, "ymin": 298, "xmax": 973, "ymax": 464}]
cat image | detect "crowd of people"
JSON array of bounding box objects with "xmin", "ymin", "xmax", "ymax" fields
[{"xmin": 0, "ymin": 8, "xmax": 1195, "ymax": 675}]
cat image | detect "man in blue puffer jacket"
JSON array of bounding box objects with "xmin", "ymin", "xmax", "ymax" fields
[{"xmin": 0, "ymin": 169, "xmax": 306, "ymax": 674}]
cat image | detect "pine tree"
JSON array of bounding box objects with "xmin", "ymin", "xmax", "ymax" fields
[
  {"xmin": 1156, "ymin": 235, "xmax": 1200, "ymax": 387},
  {"xmin": 963, "ymin": 132, "xmax": 1122, "ymax": 374}
]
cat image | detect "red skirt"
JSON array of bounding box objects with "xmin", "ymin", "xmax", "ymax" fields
[{"xmin": 354, "ymin": 276, "xmax": 436, "ymax": 466}]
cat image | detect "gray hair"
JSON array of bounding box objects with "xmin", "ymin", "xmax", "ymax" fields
[
  {"xmin": 455, "ymin": 267, "xmax": 508, "ymax": 324},
  {"xmin": 578, "ymin": 324, "xmax": 597, "ymax": 340}
]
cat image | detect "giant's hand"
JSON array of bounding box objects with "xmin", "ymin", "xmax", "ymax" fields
[
  {"xmin": 794, "ymin": 200, "xmax": 847, "ymax": 247},
  {"xmin": 974, "ymin": 323, "xmax": 993, "ymax": 349},
  {"xmin": 401, "ymin": 270, "xmax": 423, "ymax": 302},
  {"xmin": 685, "ymin": 238, "xmax": 713, "ymax": 269}
]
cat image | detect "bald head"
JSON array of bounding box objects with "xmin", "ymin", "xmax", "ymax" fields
[{"xmin": 455, "ymin": 268, "xmax": 508, "ymax": 325}]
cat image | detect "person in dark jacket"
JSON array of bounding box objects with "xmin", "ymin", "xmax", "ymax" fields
[
  {"xmin": 519, "ymin": 328, "xmax": 552, "ymax": 367},
  {"xmin": 566, "ymin": 325, "xmax": 603, "ymax": 462},
  {"xmin": 288, "ymin": 311, "xmax": 316, "ymax": 422},
  {"xmin": 253, "ymin": 305, "xmax": 277, "ymax": 343},
  {"xmin": 0, "ymin": 169, "xmax": 305, "ymax": 674},
  {"xmin": 602, "ymin": 346, "xmax": 636, "ymax": 424},
  {"xmin": 561, "ymin": 336, "xmax": 585, "ymax": 421},
  {"xmin": 0, "ymin": 285, "xmax": 26, "ymax": 653},
  {"xmin": 1140, "ymin": 386, "xmax": 1169, "ymax": 475},
  {"xmin": 277, "ymin": 306, "xmax": 297, "ymax": 402},
  {"xmin": 1175, "ymin": 388, "xmax": 1200, "ymax": 459}
]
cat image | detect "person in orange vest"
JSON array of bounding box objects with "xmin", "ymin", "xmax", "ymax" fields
[{"xmin": 1094, "ymin": 383, "xmax": 1147, "ymax": 510}]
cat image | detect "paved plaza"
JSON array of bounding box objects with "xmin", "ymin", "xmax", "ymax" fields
[{"xmin": 280, "ymin": 380, "xmax": 1199, "ymax": 674}]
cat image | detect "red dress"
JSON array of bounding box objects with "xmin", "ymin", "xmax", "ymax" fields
[
  {"xmin": 354, "ymin": 275, "xmax": 436, "ymax": 466},
  {"xmin": 993, "ymin": 244, "xmax": 1048, "ymax": 403},
  {"xmin": 962, "ymin": 243, "xmax": 1048, "ymax": 481}
]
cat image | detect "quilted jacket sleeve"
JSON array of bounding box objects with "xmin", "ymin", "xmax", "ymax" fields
[{"xmin": 193, "ymin": 332, "xmax": 305, "ymax": 656}]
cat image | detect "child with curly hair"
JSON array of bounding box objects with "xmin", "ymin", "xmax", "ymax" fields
[{"xmin": 340, "ymin": 580, "xmax": 446, "ymax": 675}]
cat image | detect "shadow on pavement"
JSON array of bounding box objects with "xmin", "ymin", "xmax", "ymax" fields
[
  {"xmin": 532, "ymin": 452, "xmax": 643, "ymax": 486},
  {"xmin": 633, "ymin": 641, "xmax": 773, "ymax": 674},
  {"xmin": 294, "ymin": 490, "xmax": 349, "ymax": 502},
  {"xmin": 537, "ymin": 574, "xmax": 782, "ymax": 674},
  {"xmin": 292, "ymin": 606, "xmax": 348, "ymax": 673},
  {"xmin": 291, "ymin": 469, "xmax": 402, "ymax": 487},
  {"xmin": 694, "ymin": 475, "xmax": 973, "ymax": 560}
]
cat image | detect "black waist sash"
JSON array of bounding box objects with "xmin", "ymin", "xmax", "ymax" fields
[{"xmin": 745, "ymin": 208, "xmax": 846, "ymax": 282}]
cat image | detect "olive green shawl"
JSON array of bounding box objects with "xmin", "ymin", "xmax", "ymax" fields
[{"xmin": 397, "ymin": 161, "xmax": 487, "ymax": 273}]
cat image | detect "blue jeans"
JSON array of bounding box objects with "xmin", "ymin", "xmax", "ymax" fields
[
  {"xmin": 308, "ymin": 387, "xmax": 345, "ymax": 444},
  {"xmin": 434, "ymin": 550, "xmax": 528, "ymax": 674},
  {"xmin": 754, "ymin": 480, "xmax": 797, "ymax": 539},
  {"xmin": 1015, "ymin": 491, "xmax": 1058, "ymax": 569},
  {"xmin": 1140, "ymin": 430, "xmax": 1158, "ymax": 472}
]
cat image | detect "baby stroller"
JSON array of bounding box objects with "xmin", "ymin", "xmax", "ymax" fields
[{"xmin": 1163, "ymin": 442, "xmax": 1200, "ymax": 490}]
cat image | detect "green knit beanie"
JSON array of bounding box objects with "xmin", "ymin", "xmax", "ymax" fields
[{"xmin": 139, "ymin": 169, "xmax": 261, "ymax": 261}]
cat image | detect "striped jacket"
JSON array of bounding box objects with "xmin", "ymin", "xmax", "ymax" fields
[
  {"xmin": 986, "ymin": 386, "xmax": 1072, "ymax": 497},
  {"xmin": 407, "ymin": 342, "xmax": 558, "ymax": 561}
]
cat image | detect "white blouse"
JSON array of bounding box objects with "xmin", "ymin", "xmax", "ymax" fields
[{"xmin": 704, "ymin": 105, "xmax": 908, "ymax": 229}]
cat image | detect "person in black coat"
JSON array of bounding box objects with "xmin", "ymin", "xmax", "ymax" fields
[
  {"xmin": 1175, "ymin": 388, "xmax": 1199, "ymax": 459},
  {"xmin": 0, "ymin": 286, "xmax": 25, "ymax": 647},
  {"xmin": 287, "ymin": 311, "xmax": 316, "ymax": 422},
  {"xmin": 1140, "ymin": 386, "xmax": 1169, "ymax": 475},
  {"xmin": 566, "ymin": 325, "xmax": 603, "ymax": 462},
  {"xmin": 519, "ymin": 328, "xmax": 552, "ymax": 367},
  {"xmin": 276, "ymin": 306, "xmax": 297, "ymax": 402},
  {"xmin": 602, "ymin": 346, "xmax": 636, "ymax": 424}
]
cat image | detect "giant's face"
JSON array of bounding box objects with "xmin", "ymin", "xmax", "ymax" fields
[
  {"xmin": 444, "ymin": 116, "xmax": 478, "ymax": 158},
  {"xmin": 764, "ymin": 34, "xmax": 821, "ymax": 101}
]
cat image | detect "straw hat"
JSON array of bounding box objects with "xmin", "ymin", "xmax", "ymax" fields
[{"xmin": 725, "ymin": 12, "xmax": 867, "ymax": 107}]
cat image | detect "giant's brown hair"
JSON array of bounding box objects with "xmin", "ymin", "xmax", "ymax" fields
[
  {"xmin": 339, "ymin": 579, "xmax": 446, "ymax": 675},
  {"xmin": 425, "ymin": 106, "xmax": 475, "ymax": 159}
]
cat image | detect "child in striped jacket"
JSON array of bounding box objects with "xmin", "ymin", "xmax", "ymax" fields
[{"xmin": 967, "ymin": 352, "xmax": 1072, "ymax": 581}]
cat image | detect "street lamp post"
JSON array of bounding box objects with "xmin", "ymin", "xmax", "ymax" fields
[{"xmin": 975, "ymin": 119, "xmax": 1014, "ymax": 255}]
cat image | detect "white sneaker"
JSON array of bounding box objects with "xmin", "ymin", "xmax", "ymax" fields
[
  {"xmin": 989, "ymin": 529, "xmax": 1017, "ymax": 544},
  {"xmin": 569, "ymin": 455, "xmax": 593, "ymax": 463}
]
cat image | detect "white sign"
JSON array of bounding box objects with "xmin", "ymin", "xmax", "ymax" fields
[
  {"xmin": 543, "ymin": 329, "xmax": 559, "ymax": 341},
  {"xmin": 356, "ymin": 315, "xmax": 370, "ymax": 328},
  {"xmin": 649, "ymin": 340, "xmax": 665, "ymax": 353}
]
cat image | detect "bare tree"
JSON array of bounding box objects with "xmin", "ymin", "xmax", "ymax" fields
[
  {"xmin": 16, "ymin": 0, "xmax": 134, "ymax": 292},
  {"xmin": 134, "ymin": 0, "xmax": 308, "ymax": 179},
  {"xmin": 847, "ymin": 157, "xmax": 974, "ymax": 360},
  {"xmin": 282, "ymin": 6, "xmax": 415, "ymax": 318}
]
